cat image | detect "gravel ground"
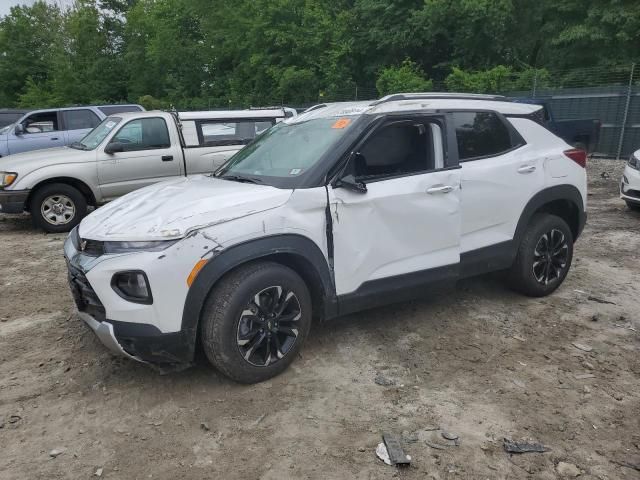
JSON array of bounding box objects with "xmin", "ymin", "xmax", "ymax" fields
[{"xmin": 0, "ymin": 158, "xmax": 639, "ymax": 479}]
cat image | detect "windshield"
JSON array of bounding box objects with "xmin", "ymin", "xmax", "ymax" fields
[
  {"xmin": 215, "ymin": 117, "xmax": 355, "ymax": 184},
  {"xmin": 70, "ymin": 117, "xmax": 122, "ymax": 150}
]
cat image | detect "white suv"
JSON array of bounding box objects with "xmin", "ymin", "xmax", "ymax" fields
[
  {"xmin": 621, "ymin": 148, "xmax": 640, "ymax": 210},
  {"xmin": 64, "ymin": 94, "xmax": 587, "ymax": 383}
]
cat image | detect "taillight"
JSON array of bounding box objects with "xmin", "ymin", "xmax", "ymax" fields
[{"xmin": 564, "ymin": 148, "xmax": 587, "ymax": 168}]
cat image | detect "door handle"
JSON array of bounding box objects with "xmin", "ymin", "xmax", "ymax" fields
[
  {"xmin": 51, "ymin": 137, "xmax": 59, "ymax": 141},
  {"xmin": 162, "ymin": 155, "xmax": 173, "ymax": 161},
  {"xmin": 426, "ymin": 185, "xmax": 454, "ymax": 194},
  {"xmin": 518, "ymin": 165, "xmax": 536, "ymax": 174}
]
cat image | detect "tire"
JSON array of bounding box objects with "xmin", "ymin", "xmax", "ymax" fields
[
  {"xmin": 200, "ymin": 261, "xmax": 312, "ymax": 383},
  {"xmin": 30, "ymin": 183, "xmax": 87, "ymax": 233},
  {"xmin": 625, "ymin": 201, "xmax": 640, "ymax": 212},
  {"xmin": 508, "ymin": 213, "xmax": 574, "ymax": 297}
]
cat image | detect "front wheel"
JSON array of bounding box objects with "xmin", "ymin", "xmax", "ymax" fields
[
  {"xmin": 30, "ymin": 183, "xmax": 87, "ymax": 233},
  {"xmin": 508, "ymin": 214, "xmax": 574, "ymax": 297},
  {"xmin": 200, "ymin": 261, "xmax": 312, "ymax": 383}
]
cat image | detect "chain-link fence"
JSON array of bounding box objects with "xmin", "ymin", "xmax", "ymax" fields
[{"xmin": 305, "ymin": 64, "xmax": 638, "ymax": 159}]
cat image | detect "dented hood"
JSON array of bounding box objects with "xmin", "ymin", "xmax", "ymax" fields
[{"xmin": 79, "ymin": 175, "xmax": 293, "ymax": 241}]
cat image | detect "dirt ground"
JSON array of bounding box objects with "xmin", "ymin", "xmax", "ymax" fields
[{"xmin": 1, "ymin": 158, "xmax": 639, "ymax": 480}]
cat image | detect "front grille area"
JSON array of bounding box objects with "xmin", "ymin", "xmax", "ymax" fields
[
  {"xmin": 67, "ymin": 261, "xmax": 106, "ymax": 322},
  {"xmin": 81, "ymin": 239, "xmax": 105, "ymax": 257}
]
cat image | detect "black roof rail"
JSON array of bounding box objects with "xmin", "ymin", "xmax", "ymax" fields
[{"xmin": 371, "ymin": 93, "xmax": 508, "ymax": 106}]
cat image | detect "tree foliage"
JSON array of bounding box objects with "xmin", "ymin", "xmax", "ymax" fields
[{"xmin": 0, "ymin": 0, "xmax": 638, "ymax": 108}]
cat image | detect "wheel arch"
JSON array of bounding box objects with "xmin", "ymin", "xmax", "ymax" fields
[
  {"xmin": 514, "ymin": 185, "xmax": 586, "ymax": 252},
  {"xmin": 180, "ymin": 234, "xmax": 336, "ymax": 360},
  {"xmin": 26, "ymin": 177, "xmax": 97, "ymax": 210}
]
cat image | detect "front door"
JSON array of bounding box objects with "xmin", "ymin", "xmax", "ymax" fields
[
  {"xmin": 8, "ymin": 110, "xmax": 65, "ymax": 154},
  {"xmin": 329, "ymin": 117, "xmax": 461, "ymax": 302},
  {"xmin": 97, "ymin": 116, "xmax": 182, "ymax": 201}
]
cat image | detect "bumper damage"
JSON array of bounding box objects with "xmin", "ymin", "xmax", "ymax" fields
[{"xmin": 0, "ymin": 189, "xmax": 28, "ymax": 214}]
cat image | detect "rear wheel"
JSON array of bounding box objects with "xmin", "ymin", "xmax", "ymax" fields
[
  {"xmin": 508, "ymin": 214, "xmax": 574, "ymax": 297},
  {"xmin": 30, "ymin": 183, "xmax": 87, "ymax": 233},
  {"xmin": 200, "ymin": 261, "xmax": 312, "ymax": 383}
]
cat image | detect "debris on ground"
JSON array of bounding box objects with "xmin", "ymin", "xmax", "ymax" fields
[
  {"xmin": 374, "ymin": 373, "xmax": 395, "ymax": 387},
  {"xmin": 376, "ymin": 433, "xmax": 410, "ymax": 466},
  {"xmin": 574, "ymin": 373, "xmax": 596, "ymax": 380},
  {"xmin": 503, "ymin": 438, "xmax": 548, "ymax": 454},
  {"xmin": 571, "ymin": 342, "xmax": 593, "ymax": 352},
  {"xmin": 375, "ymin": 442, "xmax": 392, "ymax": 465},
  {"xmin": 95, "ymin": 467, "xmax": 103, "ymax": 477},
  {"xmin": 610, "ymin": 458, "xmax": 640, "ymax": 472},
  {"xmin": 49, "ymin": 448, "xmax": 65, "ymax": 458},
  {"xmin": 587, "ymin": 295, "xmax": 615, "ymax": 305},
  {"xmin": 556, "ymin": 461, "xmax": 581, "ymax": 477},
  {"xmin": 200, "ymin": 422, "xmax": 210, "ymax": 431}
]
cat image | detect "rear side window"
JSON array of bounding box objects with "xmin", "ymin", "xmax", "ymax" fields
[
  {"xmin": 197, "ymin": 119, "xmax": 276, "ymax": 147},
  {"xmin": 99, "ymin": 105, "xmax": 143, "ymax": 115},
  {"xmin": 62, "ymin": 109, "xmax": 101, "ymax": 130},
  {"xmin": 452, "ymin": 111, "xmax": 515, "ymax": 160}
]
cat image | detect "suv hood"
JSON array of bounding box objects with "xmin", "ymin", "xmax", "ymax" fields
[
  {"xmin": 0, "ymin": 146, "xmax": 90, "ymax": 171},
  {"xmin": 79, "ymin": 175, "xmax": 293, "ymax": 241}
]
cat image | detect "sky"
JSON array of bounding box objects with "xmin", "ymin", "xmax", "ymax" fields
[{"xmin": 0, "ymin": 0, "xmax": 74, "ymax": 18}]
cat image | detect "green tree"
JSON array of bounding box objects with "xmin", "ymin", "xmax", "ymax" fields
[{"xmin": 376, "ymin": 60, "xmax": 433, "ymax": 96}]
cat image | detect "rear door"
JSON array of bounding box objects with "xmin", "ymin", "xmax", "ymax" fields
[
  {"xmin": 97, "ymin": 116, "xmax": 182, "ymax": 200},
  {"xmin": 8, "ymin": 110, "xmax": 65, "ymax": 154},
  {"xmin": 61, "ymin": 109, "xmax": 102, "ymax": 145},
  {"xmin": 330, "ymin": 116, "xmax": 461, "ymax": 301},
  {"xmin": 453, "ymin": 111, "xmax": 544, "ymax": 255}
]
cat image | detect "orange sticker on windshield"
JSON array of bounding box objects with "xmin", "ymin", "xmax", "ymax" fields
[{"xmin": 332, "ymin": 118, "xmax": 351, "ymax": 129}]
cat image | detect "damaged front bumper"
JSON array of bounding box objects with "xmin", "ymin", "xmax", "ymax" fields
[
  {"xmin": 65, "ymin": 234, "xmax": 194, "ymax": 373},
  {"xmin": 0, "ymin": 188, "xmax": 28, "ymax": 214}
]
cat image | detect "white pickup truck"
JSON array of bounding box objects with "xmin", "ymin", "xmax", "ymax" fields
[{"xmin": 0, "ymin": 108, "xmax": 292, "ymax": 232}]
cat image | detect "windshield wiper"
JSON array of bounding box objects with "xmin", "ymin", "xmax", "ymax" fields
[
  {"xmin": 219, "ymin": 174, "xmax": 263, "ymax": 184},
  {"xmin": 69, "ymin": 142, "xmax": 88, "ymax": 150}
]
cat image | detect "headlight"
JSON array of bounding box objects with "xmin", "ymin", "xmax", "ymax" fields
[
  {"xmin": 629, "ymin": 154, "xmax": 640, "ymax": 170},
  {"xmin": 103, "ymin": 240, "xmax": 178, "ymax": 254},
  {"xmin": 111, "ymin": 271, "xmax": 153, "ymax": 304},
  {"xmin": 0, "ymin": 172, "xmax": 17, "ymax": 188}
]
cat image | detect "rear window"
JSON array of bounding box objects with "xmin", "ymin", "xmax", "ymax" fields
[
  {"xmin": 98, "ymin": 105, "xmax": 143, "ymax": 116},
  {"xmin": 197, "ymin": 119, "xmax": 277, "ymax": 147},
  {"xmin": 452, "ymin": 111, "xmax": 517, "ymax": 160},
  {"xmin": 62, "ymin": 109, "xmax": 101, "ymax": 130}
]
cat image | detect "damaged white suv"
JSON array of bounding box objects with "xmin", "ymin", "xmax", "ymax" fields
[{"xmin": 64, "ymin": 94, "xmax": 587, "ymax": 383}]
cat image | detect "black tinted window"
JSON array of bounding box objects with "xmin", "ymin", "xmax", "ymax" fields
[
  {"xmin": 99, "ymin": 105, "xmax": 143, "ymax": 115},
  {"xmin": 62, "ymin": 109, "xmax": 101, "ymax": 130},
  {"xmin": 452, "ymin": 112, "xmax": 514, "ymax": 160}
]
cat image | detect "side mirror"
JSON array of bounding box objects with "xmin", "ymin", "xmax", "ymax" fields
[
  {"xmin": 14, "ymin": 124, "xmax": 24, "ymax": 135},
  {"xmin": 104, "ymin": 142, "xmax": 124, "ymax": 154},
  {"xmin": 334, "ymin": 174, "xmax": 367, "ymax": 194}
]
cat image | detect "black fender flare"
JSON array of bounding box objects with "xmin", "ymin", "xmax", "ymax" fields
[
  {"xmin": 512, "ymin": 184, "xmax": 586, "ymax": 256},
  {"xmin": 180, "ymin": 234, "xmax": 335, "ymax": 358}
]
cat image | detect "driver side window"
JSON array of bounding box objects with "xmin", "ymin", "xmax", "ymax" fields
[
  {"xmin": 22, "ymin": 111, "xmax": 59, "ymax": 134},
  {"xmin": 351, "ymin": 121, "xmax": 443, "ymax": 181},
  {"xmin": 109, "ymin": 118, "xmax": 170, "ymax": 152}
]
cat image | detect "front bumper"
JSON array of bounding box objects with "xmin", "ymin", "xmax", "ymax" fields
[
  {"xmin": 65, "ymin": 237, "xmax": 195, "ymax": 372},
  {"xmin": 620, "ymin": 165, "xmax": 640, "ymax": 205},
  {"xmin": 0, "ymin": 189, "xmax": 28, "ymax": 213}
]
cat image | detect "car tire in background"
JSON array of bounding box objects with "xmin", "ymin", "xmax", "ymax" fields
[
  {"xmin": 508, "ymin": 213, "xmax": 574, "ymax": 297},
  {"xmin": 200, "ymin": 261, "xmax": 312, "ymax": 384},
  {"xmin": 30, "ymin": 183, "xmax": 87, "ymax": 233}
]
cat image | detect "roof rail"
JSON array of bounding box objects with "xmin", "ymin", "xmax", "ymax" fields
[
  {"xmin": 302, "ymin": 104, "xmax": 328, "ymax": 113},
  {"xmin": 371, "ymin": 92, "xmax": 507, "ymax": 106}
]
